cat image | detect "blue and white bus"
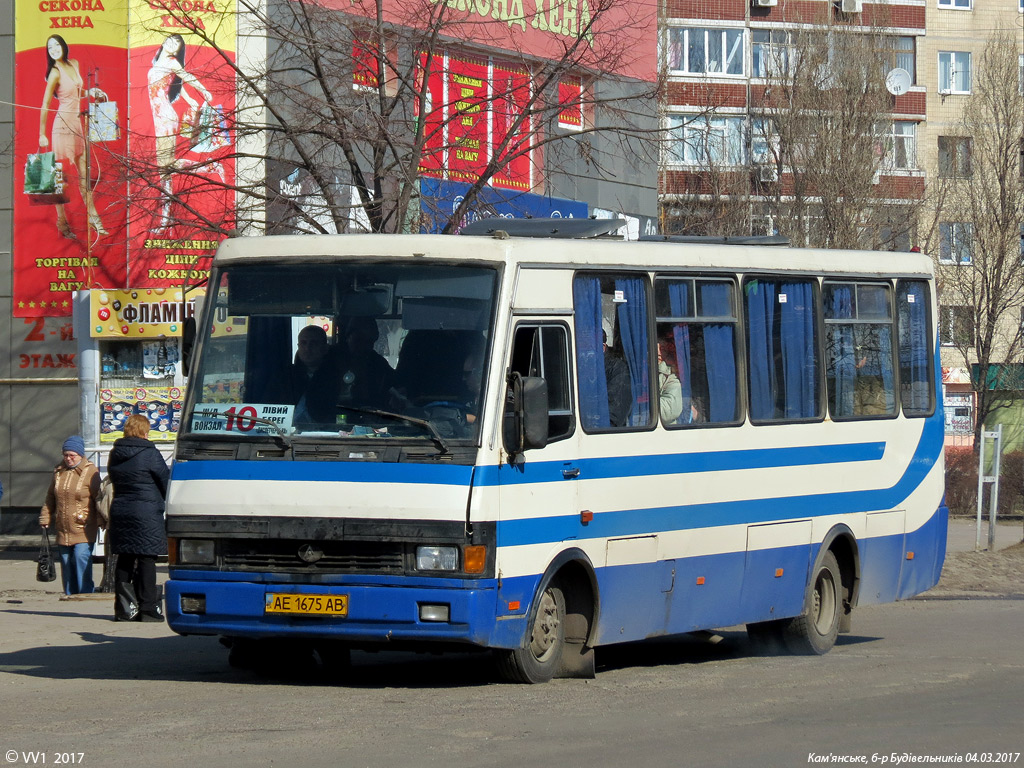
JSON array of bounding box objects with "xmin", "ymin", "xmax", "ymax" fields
[{"xmin": 165, "ymin": 220, "xmax": 946, "ymax": 682}]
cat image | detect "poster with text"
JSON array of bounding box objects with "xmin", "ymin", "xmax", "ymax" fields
[
  {"xmin": 126, "ymin": 0, "xmax": 236, "ymax": 290},
  {"xmin": 13, "ymin": 0, "xmax": 131, "ymax": 316}
]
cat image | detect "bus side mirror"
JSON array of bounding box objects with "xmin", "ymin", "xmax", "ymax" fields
[
  {"xmin": 182, "ymin": 317, "xmax": 196, "ymax": 377},
  {"xmin": 503, "ymin": 372, "xmax": 549, "ymax": 463}
]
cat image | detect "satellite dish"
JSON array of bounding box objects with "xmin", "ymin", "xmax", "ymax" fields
[{"xmin": 885, "ymin": 68, "xmax": 911, "ymax": 96}]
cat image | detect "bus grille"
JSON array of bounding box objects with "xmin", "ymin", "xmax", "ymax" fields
[{"xmin": 220, "ymin": 540, "xmax": 405, "ymax": 573}]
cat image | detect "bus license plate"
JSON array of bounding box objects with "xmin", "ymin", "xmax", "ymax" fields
[{"xmin": 265, "ymin": 593, "xmax": 349, "ymax": 616}]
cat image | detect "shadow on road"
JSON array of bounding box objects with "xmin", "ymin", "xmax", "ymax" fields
[{"xmin": 0, "ymin": 621, "xmax": 877, "ymax": 688}]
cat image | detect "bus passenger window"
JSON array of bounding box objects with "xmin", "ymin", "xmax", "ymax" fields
[
  {"xmin": 745, "ymin": 277, "xmax": 822, "ymax": 422},
  {"xmin": 897, "ymin": 280, "xmax": 935, "ymax": 417},
  {"xmin": 572, "ymin": 274, "xmax": 652, "ymax": 432},
  {"xmin": 509, "ymin": 324, "xmax": 575, "ymax": 442},
  {"xmin": 654, "ymin": 277, "xmax": 740, "ymax": 426},
  {"xmin": 824, "ymin": 282, "xmax": 897, "ymax": 419}
]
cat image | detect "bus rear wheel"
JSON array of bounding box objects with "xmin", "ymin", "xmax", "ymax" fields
[
  {"xmin": 784, "ymin": 550, "xmax": 841, "ymax": 655},
  {"xmin": 496, "ymin": 582, "xmax": 566, "ymax": 684}
]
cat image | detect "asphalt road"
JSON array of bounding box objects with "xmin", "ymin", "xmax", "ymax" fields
[{"xmin": 0, "ymin": 524, "xmax": 1020, "ymax": 768}]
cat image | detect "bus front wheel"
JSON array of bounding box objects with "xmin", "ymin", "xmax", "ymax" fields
[
  {"xmin": 784, "ymin": 550, "xmax": 842, "ymax": 655},
  {"xmin": 496, "ymin": 582, "xmax": 566, "ymax": 683}
]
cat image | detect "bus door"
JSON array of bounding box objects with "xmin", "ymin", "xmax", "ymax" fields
[{"xmin": 496, "ymin": 322, "xmax": 581, "ymax": 615}]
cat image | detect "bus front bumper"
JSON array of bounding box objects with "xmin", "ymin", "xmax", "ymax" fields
[{"xmin": 164, "ymin": 574, "xmax": 528, "ymax": 649}]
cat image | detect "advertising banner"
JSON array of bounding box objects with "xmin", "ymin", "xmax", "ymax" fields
[
  {"xmin": 88, "ymin": 287, "xmax": 198, "ymax": 338},
  {"xmin": 420, "ymin": 178, "xmax": 586, "ymax": 233},
  {"xmin": 491, "ymin": 63, "xmax": 532, "ymax": 191},
  {"xmin": 126, "ymin": 0, "xmax": 236, "ymax": 288},
  {"xmin": 13, "ymin": 0, "xmax": 131, "ymax": 316},
  {"xmin": 326, "ymin": 0, "xmax": 657, "ymax": 83},
  {"xmin": 417, "ymin": 54, "xmax": 535, "ymax": 192},
  {"xmin": 13, "ymin": 0, "xmax": 235, "ymax": 317},
  {"xmin": 100, "ymin": 385, "xmax": 183, "ymax": 442}
]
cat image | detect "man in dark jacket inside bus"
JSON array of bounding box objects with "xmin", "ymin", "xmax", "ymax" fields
[{"xmin": 107, "ymin": 414, "xmax": 170, "ymax": 622}]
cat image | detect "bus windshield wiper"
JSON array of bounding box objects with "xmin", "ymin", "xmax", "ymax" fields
[
  {"xmin": 233, "ymin": 414, "xmax": 293, "ymax": 450},
  {"xmin": 336, "ymin": 405, "xmax": 451, "ymax": 456}
]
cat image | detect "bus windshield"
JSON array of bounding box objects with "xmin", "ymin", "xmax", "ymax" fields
[{"xmin": 184, "ymin": 261, "xmax": 498, "ymax": 445}]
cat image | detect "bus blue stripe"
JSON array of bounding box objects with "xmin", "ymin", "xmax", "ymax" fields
[
  {"xmin": 476, "ymin": 440, "xmax": 886, "ymax": 486},
  {"xmin": 170, "ymin": 439, "xmax": 886, "ymax": 486},
  {"xmin": 497, "ymin": 414, "xmax": 943, "ymax": 546}
]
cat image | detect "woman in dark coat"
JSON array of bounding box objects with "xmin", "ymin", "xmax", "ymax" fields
[{"xmin": 107, "ymin": 413, "xmax": 170, "ymax": 621}]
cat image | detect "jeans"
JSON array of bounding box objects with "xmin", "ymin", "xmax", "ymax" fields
[{"xmin": 57, "ymin": 543, "xmax": 94, "ymax": 595}]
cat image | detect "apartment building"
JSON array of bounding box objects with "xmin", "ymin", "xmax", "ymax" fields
[
  {"xmin": 917, "ymin": 0, "xmax": 1024, "ymax": 447},
  {"xmin": 660, "ymin": 0, "xmax": 927, "ymax": 242}
]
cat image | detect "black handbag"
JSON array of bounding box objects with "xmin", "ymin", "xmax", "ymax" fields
[{"xmin": 36, "ymin": 529, "xmax": 56, "ymax": 582}]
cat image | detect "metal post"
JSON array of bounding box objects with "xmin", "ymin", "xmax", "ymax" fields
[
  {"xmin": 988, "ymin": 425, "xmax": 1002, "ymax": 551},
  {"xmin": 975, "ymin": 425, "xmax": 1003, "ymax": 551},
  {"xmin": 976, "ymin": 428, "xmax": 987, "ymax": 551}
]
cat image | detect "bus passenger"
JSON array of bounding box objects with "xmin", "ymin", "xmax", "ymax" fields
[
  {"xmin": 290, "ymin": 325, "xmax": 342, "ymax": 424},
  {"xmin": 657, "ymin": 334, "xmax": 683, "ymax": 424},
  {"xmin": 603, "ymin": 330, "xmax": 632, "ymax": 427},
  {"xmin": 338, "ymin": 317, "xmax": 395, "ymax": 409}
]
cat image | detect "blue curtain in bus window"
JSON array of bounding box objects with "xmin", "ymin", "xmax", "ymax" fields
[
  {"xmin": 747, "ymin": 279, "xmax": 817, "ymax": 420},
  {"xmin": 699, "ymin": 282, "xmax": 737, "ymax": 423},
  {"xmin": 615, "ymin": 277, "xmax": 650, "ymax": 426},
  {"xmin": 746, "ymin": 280, "xmax": 776, "ymax": 420},
  {"xmin": 826, "ymin": 284, "xmax": 856, "ymax": 417},
  {"xmin": 573, "ymin": 276, "xmax": 610, "ymax": 429},
  {"xmin": 898, "ymin": 281, "xmax": 931, "ymax": 414},
  {"xmin": 780, "ymin": 281, "xmax": 817, "ymax": 418},
  {"xmin": 668, "ymin": 283, "xmax": 693, "ymax": 424}
]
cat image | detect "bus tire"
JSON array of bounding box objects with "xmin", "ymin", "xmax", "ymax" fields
[
  {"xmin": 784, "ymin": 550, "xmax": 841, "ymax": 655},
  {"xmin": 496, "ymin": 582, "xmax": 566, "ymax": 684}
]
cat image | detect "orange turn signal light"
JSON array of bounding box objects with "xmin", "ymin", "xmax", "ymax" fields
[
  {"xmin": 775, "ymin": 568, "xmax": 784, "ymax": 578},
  {"xmin": 464, "ymin": 545, "xmax": 487, "ymax": 574},
  {"xmin": 696, "ymin": 576, "xmax": 706, "ymax": 586},
  {"xmin": 167, "ymin": 537, "xmax": 178, "ymax": 565},
  {"xmin": 906, "ymin": 551, "xmax": 915, "ymax": 560}
]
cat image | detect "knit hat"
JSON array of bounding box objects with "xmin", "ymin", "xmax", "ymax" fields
[{"xmin": 62, "ymin": 435, "xmax": 85, "ymax": 456}]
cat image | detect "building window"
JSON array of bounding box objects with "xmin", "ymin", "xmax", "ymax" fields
[
  {"xmin": 667, "ymin": 27, "xmax": 744, "ymax": 76},
  {"xmin": 883, "ymin": 122, "xmax": 917, "ymax": 170},
  {"xmin": 939, "ymin": 222, "xmax": 973, "ymax": 264},
  {"xmin": 750, "ymin": 117, "xmax": 779, "ymax": 167},
  {"xmin": 938, "ymin": 0, "xmax": 971, "ymax": 8},
  {"xmin": 668, "ymin": 115, "xmax": 746, "ymax": 166},
  {"xmin": 938, "ymin": 137, "xmax": 973, "ymax": 178},
  {"xmin": 938, "ymin": 51, "xmax": 971, "ymax": 94},
  {"xmin": 893, "ymin": 36, "xmax": 916, "ymax": 81},
  {"xmin": 880, "ymin": 36, "xmax": 916, "ymax": 83},
  {"xmin": 939, "ymin": 306, "xmax": 974, "ymax": 347},
  {"xmin": 752, "ymin": 29, "xmax": 795, "ymax": 78}
]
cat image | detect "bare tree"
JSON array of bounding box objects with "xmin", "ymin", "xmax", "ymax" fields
[
  {"xmin": 124, "ymin": 0, "xmax": 661, "ymax": 237},
  {"xmin": 924, "ymin": 31, "xmax": 1024, "ymax": 447}
]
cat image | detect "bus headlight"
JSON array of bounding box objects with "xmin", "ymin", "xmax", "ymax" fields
[
  {"xmin": 178, "ymin": 539, "xmax": 216, "ymax": 565},
  {"xmin": 416, "ymin": 546, "xmax": 458, "ymax": 571}
]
